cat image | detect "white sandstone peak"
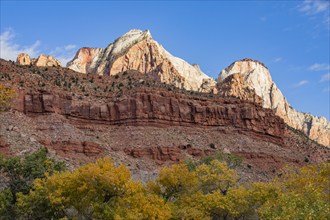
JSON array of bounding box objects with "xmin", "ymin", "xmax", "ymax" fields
[
  {"xmin": 67, "ymin": 29, "xmax": 216, "ymax": 93},
  {"xmin": 219, "ymin": 59, "xmax": 274, "ymax": 107},
  {"xmin": 111, "ymin": 29, "xmax": 152, "ymax": 57},
  {"xmin": 218, "ymin": 58, "xmax": 330, "ymax": 146}
]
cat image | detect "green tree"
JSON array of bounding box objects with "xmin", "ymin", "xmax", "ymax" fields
[{"xmin": 0, "ymin": 148, "xmax": 65, "ymax": 219}]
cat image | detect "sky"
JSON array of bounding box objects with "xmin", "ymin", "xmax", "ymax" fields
[{"xmin": 0, "ymin": 0, "xmax": 329, "ymax": 119}]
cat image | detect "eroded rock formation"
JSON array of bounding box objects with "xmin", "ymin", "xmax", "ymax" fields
[
  {"xmin": 16, "ymin": 53, "xmax": 62, "ymax": 67},
  {"xmin": 218, "ymin": 58, "xmax": 330, "ymax": 146},
  {"xmin": 16, "ymin": 53, "xmax": 31, "ymax": 65}
]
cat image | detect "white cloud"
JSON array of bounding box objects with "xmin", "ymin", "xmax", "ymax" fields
[
  {"xmin": 320, "ymin": 73, "xmax": 330, "ymax": 82},
  {"xmin": 308, "ymin": 63, "xmax": 330, "ymax": 71},
  {"xmin": 298, "ymin": 0, "xmax": 330, "ymax": 28},
  {"xmin": 0, "ymin": 29, "xmax": 77, "ymax": 66},
  {"xmin": 64, "ymin": 44, "xmax": 76, "ymax": 51},
  {"xmin": 49, "ymin": 44, "xmax": 77, "ymax": 66},
  {"xmin": 0, "ymin": 29, "xmax": 40, "ymax": 61},
  {"xmin": 294, "ymin": 80, "xmax": 309, "ymax": 87},
  {"xmin": 298, "ymin": 0, "xmax": 330, "ymax": 15},
  {"xmin": 272, "ymin": 57, "xmax": 282, "ymax": 63}
]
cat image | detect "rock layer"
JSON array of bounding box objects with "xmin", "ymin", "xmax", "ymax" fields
[
  {"xmin": 16, "ymin": 53, "xmax": 62, "ymax": 67},
  {"xmin": 19, "ymin": 87, "xmax": 286, "ymax": 145},
  {"xmin": 67, "ymin": 29, "xmax": 216, "ymax": 92},
  {"xmin": 218, "ymin": 58, "xmax": 330, "ymax": 146}
]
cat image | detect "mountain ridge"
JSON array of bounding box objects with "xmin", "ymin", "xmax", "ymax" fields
[
  {"xmin": 66, "ymin": 29, "xmax": 217, "ymax": 93},
  {"xmin": 1, "ymin": 58, "xmax": 328, "ymax": 181},
  {"xmin": 13, "ymin": 29, "xmax": 330, "ymax": 146}
]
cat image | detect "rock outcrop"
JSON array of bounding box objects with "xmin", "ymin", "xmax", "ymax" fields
[
  {"xmin": 218, "ymin": 58, "xmax": 330, "ymax": 146},
  {"xmin": 21, "ymin": 87, "xmax": 286, "ymax": 145},
  {"xmin": 33, "ymin": 54, "xmax": 62, "ymax": 67},
  {"xmin": 67, "ymin": 29, "xmax": 216, "ymax": 92},
  {"xmin": 16, "ymin": 53, "xmax": 31, "ymax": 65},
  {"xmin": 16, "ymin": 53, "xmax": 62, "ymax": 67}
]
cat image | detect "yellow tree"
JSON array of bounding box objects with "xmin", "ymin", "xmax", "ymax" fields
[
  {"xmin": 149, "ymin": 160, "xmax": 245, "ymax": 220},
  {"xmin": 17, "ymin": 158, "xmax": 171, "ymax": 219},
  {"xmin": 256, "ymin": 163, "xmax": 330, "ymax": 219},
  {"xmin": 195, "ymin": 160, "xmax": 238, "ymax": 195},
  {"xmin": 150, "ymin": 163, "xmax": 199, "ymax": 201},
  {"xmin": 0, "ymin": 83, "xmax": 15, "ymax": 111}
]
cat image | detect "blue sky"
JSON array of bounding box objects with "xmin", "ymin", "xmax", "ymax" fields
[{"xmin": 1, "ymin": 0, "xmax": 329, "ymax": 119}]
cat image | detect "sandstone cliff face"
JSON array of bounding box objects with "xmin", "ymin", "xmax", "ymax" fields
[
  {"xmin": 67, "ymin": 30, "xmax": 216, "ymax": 92},
  {"xmin": 16, "ymin": 53, "xmax": 62, "ymax": 67},
  {"xmin": 20, "ymin": 88, "xmax": 285, "ymax": 144},
  {"xmin": 218, "ymin": 59, "xmax": 330, "ymax": 146}
]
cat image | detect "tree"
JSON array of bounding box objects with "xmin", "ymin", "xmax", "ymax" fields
[
  {"xmin": 0, "ymin": 83, "xmax": 15, "ymax": 111},
  {"xmin": 0, "ymin": 188, "xmax": 13, "ymax": 218},
  {"xmin": 3, "ymin": 150, "xmax": 328, "ymax": 220},
  {"xmin": 0, "ymin": 148, "xmax": 65, "ymax": 219},
  {"xmin": 195, "ymin": 160, "xmax": 238, "ymax": 195},
  {"xmin": 149, "ymin": 160, "xmax": 245, "ymax": 220},
  {"xmin": 19, "ymin": 157, "xmax": 171, "ymax": 219},
  {"xmin": 149, "ymin": 163, "xmax": 198, "ymax": 202},
  {"xmin": 257, "ymin": 163, "xmax": 330, "ymax": 219}
]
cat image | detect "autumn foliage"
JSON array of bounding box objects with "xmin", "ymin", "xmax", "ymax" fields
[
  {"xmin": 0, "ymin": 83, "xmax": 15, "ymax": 112},
  {"xmin": 0, "ymin": 149, "xmax": 329, "ymax": 219}
]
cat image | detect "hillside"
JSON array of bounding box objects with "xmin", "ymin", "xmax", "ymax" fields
[{"xmin": 0, "ymin": 59, "xmax": 329, "ymax": 182}]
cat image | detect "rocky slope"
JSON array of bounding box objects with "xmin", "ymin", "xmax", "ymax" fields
[
  {"xmin": 218, "ymin": 58, "xmax": 330, "ymax": 146},
  {"xmin": 16, "ymin": 53, "xmax": 62, "ymax": 67},
  {"xmin": 0, "ymin": 59, "xmax": 329, "ymax": 181},
  {"xmin": 67, "ymin": 29, "xmax": 217, "ymax": 92}
]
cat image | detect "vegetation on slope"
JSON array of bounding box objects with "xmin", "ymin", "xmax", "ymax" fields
[
  {"xmin": 0, "ymin": 150, "xmax": 329, "ymax": 220},
  {"xmin": 0, "ymin": 83, "xmax": 15, "ymax": 112}
]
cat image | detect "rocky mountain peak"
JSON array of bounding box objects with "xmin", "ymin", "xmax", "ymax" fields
[
  {"xmin": 16, "ymin": 53, "xmax": 62, "ymax": 67},
  {"xmin": 218, "ymin": 58, "xmax": 330, "ymax": 146},
  {"xmin": 111, "ymin": 29, "xmax": 152, "ymax": 57},
  {"xmin": 67, "ymin": 29, "xmax": 216, "ymax": 92},
  {"xmin": 218, "ymin": 58, "xmax": 274, "ymax": 107}
]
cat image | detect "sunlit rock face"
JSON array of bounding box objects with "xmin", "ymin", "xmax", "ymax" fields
[
  {"xmin": 218, "ymin": 58, "xmax": 330, "ymax": 146},
  {"xmin": 67, "ymin": 29, "xmax": 216, "ymax": 92},
  {"xmin": 33, "ymin": 54, "xmax": 62, "ymax": 67},
  {"xmin": 16, "ymin": 53, "xmax": 31, "ymax": 65},
  {"xmin": 16, "ymin": 53, "xmax": 62, "ymax": 67}
]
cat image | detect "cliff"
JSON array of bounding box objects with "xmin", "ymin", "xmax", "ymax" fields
[{"xmin": 218, "ymin": 58, "xmax": 330, "ymax": 146}]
